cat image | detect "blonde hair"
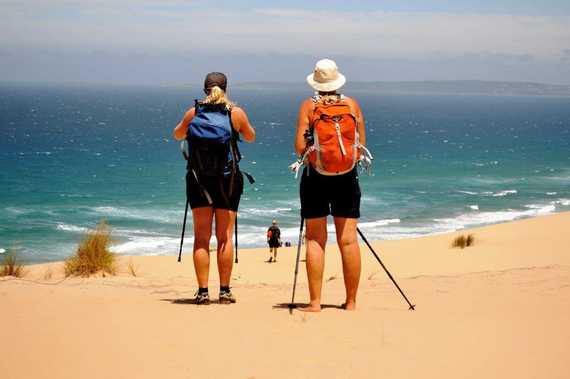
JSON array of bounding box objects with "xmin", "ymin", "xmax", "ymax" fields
[{"xmin": 204, "ymin": 86, "xmax": 234, "ymax": 109}]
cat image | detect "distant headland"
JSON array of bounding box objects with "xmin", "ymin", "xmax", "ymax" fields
[{"xmin": 233, "ymin": 80, "xmax": 570, "ymax": 97}]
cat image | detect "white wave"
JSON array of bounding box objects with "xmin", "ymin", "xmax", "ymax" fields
[
  {"xmin": 4, "ymin": 207, "xmax": 30, "ymax": 215},
  {"xmin": 457, "ymin": 191, "xmax": 478, "ymax": 195},
  {"xmin": 354, "ymin": 224, "xmax": 453, "ymax": 241},
  {"xmin": 552, "ymin": 199, "xmax": 570, "ymax": 206},
  {"xmin": 114, "ymin": 228, "xmax": 164, "ymax": 237},
  {"xmin": 525, "ymin": 204, "xmax": 548, "ymax": 210},
  {"xmin": 492, "ymin": 190, "xmax": 517, "ymax": 197},
  {"xmin": 457, "ymin": 189, "xmax": 517, "ymax": 197},
  {"xmin": 272, "ymin": 199, "xmax": 300, "ymax": 207},
  {"xmin": 111, "ymin": 236, "xmax": 184, "ymax": 255},
  {"xmin": 234, "ymin": 231, "xmax": 272, "ymax": 247},
  {"xmin": 91, "ymin": 206, "xmax": 179, "ymax": 224},
  {"xmin": 434, "ymin": 205, "xmax": 555, "ymax": 230},
  {"xmin": 466, "ymin": 177, "xmax": 517, "ymax": 185},
  {"xmin": 469, "ymin": 205, "xmax": 479, "ymax": 210},
  {"xmin": 359, "ymin": 219, "xmax": 401, "ymax": 228},
  {"xmin": 494, "ymin": 189, "xmax": 517, "ymax": 197},
  {"xmin": 0, "ymin": 248, "xmax": 5, "ymax": 254},
  {"xmin": 544, "ymin": 176, "xmax": 570, "ymax": 183},
  {"xmin": 239, "ymin": 207, "xmax": 294, "ymax": 218},
  {"xmin": 59, "ymin": 193, "xmax": 93, "ymax": 198},
  {"xmin": 55, "ymin": 222, "xmax": 167, "ymax": 238},
  {"xmin": 546, "ymin": 192, "xmax": 558, "ymax": 196},
  {"xmin": 473, "ymin": 161, "xmax": 499, "ymax": 167},
  {"xmin": 56, "ymin": 223, "xmax": 88, "ymax": 233}
]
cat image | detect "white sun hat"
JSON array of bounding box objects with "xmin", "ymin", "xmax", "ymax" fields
[{"xmin": 306, "ymin": 58, "xmax": 346, "ymax": 92}]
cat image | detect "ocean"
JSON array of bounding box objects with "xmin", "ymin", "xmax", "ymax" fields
[{"xmin": 1, "ymin": 83, "xmax": 569, "ymax": 263}]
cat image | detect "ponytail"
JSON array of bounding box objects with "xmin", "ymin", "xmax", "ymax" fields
[{"xmin": 204, "ymin": 86, "xmax": 234, "ymax": 109}]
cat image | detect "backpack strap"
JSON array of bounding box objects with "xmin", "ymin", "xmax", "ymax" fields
[
  {"xmin": 193, "ymin": 99, "xmax": 201, "ymax": 114},
  {"xmin": 191, "ymin": 169, "xmax": 213, "ymax": 205},
  {"xmin": 227, "ymin": 107, "xmax": 238, "ymax": 197},
  {"xmin": 343, "ymin": 96, "xmax": 358, "ymax": 123}
]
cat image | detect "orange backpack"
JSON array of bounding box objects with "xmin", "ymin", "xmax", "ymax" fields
[{"xmin": 308, "ymin": 95, "xmax": 360, "ymax": 175}]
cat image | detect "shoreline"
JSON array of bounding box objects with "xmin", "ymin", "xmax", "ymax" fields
[
  {"xmin": 5, "ymin": 209, "xmax": 570, "ymax": 266},
  {"xmin": 8, "ymin": 211, "xmax": 570, "ymax": 281}
]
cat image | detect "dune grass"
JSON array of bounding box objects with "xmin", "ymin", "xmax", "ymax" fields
[
  {"xmin": 65, "ymin": 221, "xmax": 116, "ymax": 277},
  {"xmin": 1, "ymin": 250, "xmax": 24, "ymax": 277},
  {"xmin": 451, "ymin": 233, "xmax": 475, "ymax": 249}
]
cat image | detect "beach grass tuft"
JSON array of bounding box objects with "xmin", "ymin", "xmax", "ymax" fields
[
  {"xmin": 1, "ymin": 250, "xmax": 25, "ymax": 277},
  {"xmin": 451, "ymin": 233, "xmax": 475, "ymax": 249},
  {"xmin": 65, "ymin": 221, "xmax": 116, "ymax": 277}
]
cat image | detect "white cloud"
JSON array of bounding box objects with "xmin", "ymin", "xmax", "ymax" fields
[{"xmin": 1, "ymin": 5, "xmax": 569, "ymax": 60}]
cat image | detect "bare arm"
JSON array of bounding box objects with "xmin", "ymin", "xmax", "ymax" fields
[
  {"xmin": 231, "ymin": 107, "xmax": 256, "ymax": 142},
  {"xmin": 295, "ymin": 99, "xmax": 313, "ymax": 155},
  {"xmin": 172, "ymin": 108, "xmax": 195, "ymax": 141}
]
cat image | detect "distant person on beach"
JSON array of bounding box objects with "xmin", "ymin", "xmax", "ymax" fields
[
  {"xmin": 294, "ymin": 59, "xmax": 366, "ymax": 312},
  {"xmin": 266, "ymin": 219, "xmax": 281, "ymax": 262},
  {"xmin": 173, "ymin": 72, "xmax": 256, "ymax": 305}
]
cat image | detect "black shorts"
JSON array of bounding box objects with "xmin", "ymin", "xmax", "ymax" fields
[
  {"xmin": 300, "ymin": 166, "xmax": 361, "ymax": 219},
  {"xmin": 186, "ymin": 170, "xmax": 243, "ymax": 211},
  {"xmin": 268, "ymin": 240, "xmax": 280, "ymax": 248}
]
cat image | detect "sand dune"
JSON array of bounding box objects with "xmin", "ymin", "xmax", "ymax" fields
[{"xmin": 1, "ymin": 212, "xmax": 569, "ymax": 379}]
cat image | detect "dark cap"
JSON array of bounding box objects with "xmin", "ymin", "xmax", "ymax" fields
[{"xmin": 204, "ymin": 72, "xmax": 227, "ymax": 91}]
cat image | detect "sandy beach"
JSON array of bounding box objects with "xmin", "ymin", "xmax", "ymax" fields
[{"xmin": 1, "ymin": 212, "xmax": 569, "ymax": 379}]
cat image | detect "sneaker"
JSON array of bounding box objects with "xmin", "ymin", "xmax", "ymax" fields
[
  {"xmin": 219, "ymin": 290, "xmax": 237, "ymax": 304},
  {"xmin": 192, "ymin": 291, "xmax": 210, "ymax": 305}
]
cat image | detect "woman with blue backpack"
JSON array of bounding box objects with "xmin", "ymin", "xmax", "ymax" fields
[{"xmin": 173, "ymin": 72, "xmax": 256, "ymax": 305}]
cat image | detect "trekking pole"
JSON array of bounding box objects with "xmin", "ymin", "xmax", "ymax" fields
[
  {"xmin": 288, "ymin": 217, "xmax": 305, "ymax": 313},
  {"xmin": 234, "ymin": 214, "xmax": 239, "ymax": 264},
  {"xmin": 356, "ymin": 227, "xmax": 415, "ymax": 310},
  {"xmin": 177, "ymin": 199, "xmax": 190, "ymax": 263}
]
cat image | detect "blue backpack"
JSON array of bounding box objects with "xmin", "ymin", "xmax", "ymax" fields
[{"xmin": 186, "ymin": 101, "xmax": 240, "ymax": 178}]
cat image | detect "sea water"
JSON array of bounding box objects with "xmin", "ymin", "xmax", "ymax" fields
[{"xmin": 1, "ymin": 83, "xmax": 569, "ymax": 263}]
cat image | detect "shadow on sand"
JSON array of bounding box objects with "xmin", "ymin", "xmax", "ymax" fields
[
  {"xmin": 160, "ymin": 298, "xmax": 231, "ymax": 305},
  {"xmin": 272, "ymin": 303, "xmax": 344, "ymax": 310}
]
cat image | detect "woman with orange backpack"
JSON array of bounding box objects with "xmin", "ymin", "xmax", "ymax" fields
[{"xmin": 294, "ymin": 59, "xmax": 368, "ymax": 312}]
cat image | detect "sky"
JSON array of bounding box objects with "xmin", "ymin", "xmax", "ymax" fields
[{"xmin": 1, "ymin": 0, "xmax": 570, "ymax": 85}]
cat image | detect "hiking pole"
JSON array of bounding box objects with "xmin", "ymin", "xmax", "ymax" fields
[
  {"xmin": 288, "ymin": 217, "xmax": 305, "ymax": 313},
  {"xmin": 356, "ymin": 227, "xmax": 415, "ymax": 310},
  {"xmin": 234, "ymin": 214, "xmax": 239, "ymax": 264},
  {"xmin": 177, "ymin": 199, "xmax": 190, "ymax": 263}
]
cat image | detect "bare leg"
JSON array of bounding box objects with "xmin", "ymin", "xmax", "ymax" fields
[
  {"xmin": 214, "ymin": 208, "xmax": 236, "ymax": 287},
  {"xmin": 192, "ymin": 207, "xmax": 214, "ymax": 288},
  {"xmin": 273, "ymin": 247, "xmax": 278, "ymax": 262},
  {"xmin": 334, "ymin": 217, "xmax": 361, "ymax": 311},
  {"xmin": 300, "ymin": 217, "xmax": 327, "ymax": 312}
]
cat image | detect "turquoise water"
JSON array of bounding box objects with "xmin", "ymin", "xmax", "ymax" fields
[{"xmin": 1, "ymin": 84, "xmax": 569, "ymax": 263}]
